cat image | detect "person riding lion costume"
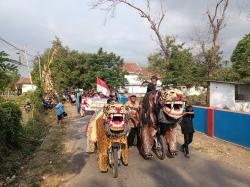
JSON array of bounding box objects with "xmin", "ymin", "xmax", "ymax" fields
[
  {"xmin": 141, "ymin": 87, "xmax": 186, "ymax": 158},
  {"xmin": 86, "ymin": 102, "xmax": 130, "ymax": 172}
]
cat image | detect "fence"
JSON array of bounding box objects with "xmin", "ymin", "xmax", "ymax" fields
[
  {"xmin": 193, "ymin": 107, "xmax": 207, "ymax": 133},
  {"xmin": 193, "ymin": 106, "xmax": 250, "ymax": 148}
]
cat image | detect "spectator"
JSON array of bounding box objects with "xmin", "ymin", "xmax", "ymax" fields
[
  {"xmin": 76, "ymin": 90, "xmax": 82, "ymax": 113},
  {"xmin": 55, "ymin": 98, "xmax": 67, "ymax": 125},
  {"xmin": 93, "ymin": 92, "xmax": 100, "ymax": 98},
  {"xmin": 181, "ymin": 105, "xmax": 195, "ymax": 158},
  {"xmin": 80, "ymin": 95, "xmax": 88, "ymax": 117},
  {"xmin": 70, "ymin": 91, "xmax": 76, "ymax": 105},
  {"xmin": 147, "ymin": 76, "xmax": 158, "ymax": 93}
]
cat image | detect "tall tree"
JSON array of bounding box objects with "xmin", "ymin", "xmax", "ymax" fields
[
  {"xmin": 92, "ymin": 0, "xmax": 169, "ymax": 63},
  {"xmin": 207, "ymin": 0, "xmax": 229, "ymax": 78},
  {"xmin": 231, "ymin": 33, "xmax": 250, "ymax": 82},
  {"xmin": 148, "ymin": 37, "xmax": 198, "ymax": 87},
  {"xmin": 32, "ymin": 39, "xmax": 127, "ymax": 94}
]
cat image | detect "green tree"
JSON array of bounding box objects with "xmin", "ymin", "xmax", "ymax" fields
[
  {"xmin": 0, "ymin": 51, "xmax": 19, "ymax": 91},
  {"xmin": 148, "ymin": 37, "xmax": 198, "ymax": 87},
  {"xmin": 32, "ymin": 38, "xmax": 127, "ymax": 94},
  {"xmin": 231, "ymin": 33, "xmax": 250, "ymax": 82}
]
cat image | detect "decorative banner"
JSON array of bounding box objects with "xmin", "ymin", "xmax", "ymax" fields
[{"xmin": 83, "ymin": 98, "xmax": 108, "ymax": 111}]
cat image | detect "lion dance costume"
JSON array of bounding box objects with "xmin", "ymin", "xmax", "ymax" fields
[
  {"xmin": 86, "ymin": 103, "xmax": 130, "ymax": 172},
  {"xmin": 141, "ymin": 88, "xmax": 186, "ymax": 158}
]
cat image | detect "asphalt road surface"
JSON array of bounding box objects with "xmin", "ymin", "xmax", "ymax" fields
[{"xmin": 61, "ymin": 110, "xmax": 250, "ymax": 187}]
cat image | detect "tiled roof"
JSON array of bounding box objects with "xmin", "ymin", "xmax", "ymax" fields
[
  {"xmin": 123, "ymin": 63, "xmax": 142, "ymax": 74},
  {"xmin": 18, "ymin": 77, "xmax": 31, "ymax": 84},
  {"xmin": 140, "ymin": 67, "xmax": 161, "ymax": 79}
]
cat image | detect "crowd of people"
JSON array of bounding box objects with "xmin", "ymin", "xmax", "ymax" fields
[{"xmin": 55, "ymin": 76, "xmax": 195, "ymax": 158}]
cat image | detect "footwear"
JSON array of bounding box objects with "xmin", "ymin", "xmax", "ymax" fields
[
  {"xmin": 185, "ymin": 153, "xmax": 190, "ymax": 158},
  {"xmin": 183, "ymin": 147, "xmax": 187, "ymax": 156},
  {"xmin": 180, "ymin": 145, "xmax": 184, "ymax": 152}
]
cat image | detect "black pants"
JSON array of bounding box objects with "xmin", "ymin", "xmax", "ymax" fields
[
  {"xmin": 128, "ymin": 127, "xmax": 138, "ymax": 146},
  {"xmin": 183, "ymin": 132, "xmax": 193, "ymax": 154}
]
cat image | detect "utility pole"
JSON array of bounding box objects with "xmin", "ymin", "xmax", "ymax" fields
[
  {"xmin": 37, "ymin": 52, "xmax": 42, "ymax": 80},
  {"xmin": 23, "ymin": 46, "xmax": 34, "ymax": 90}
]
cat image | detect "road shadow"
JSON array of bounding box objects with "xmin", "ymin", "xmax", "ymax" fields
[{"xmin": 140, "ymin": 152, "xmax": 250, "ymax": 187}]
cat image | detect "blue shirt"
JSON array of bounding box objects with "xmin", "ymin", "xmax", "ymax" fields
[
  {"xmin": 55, "ymin": 102, "xmax": 64, "ymax": 116},
  {"xmin": 76, "ymin": 92, "xmax": 81, "ymax": 104}
]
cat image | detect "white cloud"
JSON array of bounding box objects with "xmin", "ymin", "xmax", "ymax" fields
[{"xmin": 0, "ymin": 0, "xmax": 249, "ymax": 75}]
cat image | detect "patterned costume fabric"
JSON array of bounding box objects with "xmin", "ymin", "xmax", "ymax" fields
[
  {"xmin": 141, "ymin": 88, "xmax": 186, "ymax": 158},
  {"xmin": 95, "ymin": 103, "xmax": 129, "ymax": 172}
]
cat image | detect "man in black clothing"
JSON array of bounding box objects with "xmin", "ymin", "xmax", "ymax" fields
[
  {"xmin": 146, "ymin": 76, "xmax": 158, "ymax": 93},
  {"xmin": 181, "ymin": 105, "xmax": 195, "ymax": 158}
]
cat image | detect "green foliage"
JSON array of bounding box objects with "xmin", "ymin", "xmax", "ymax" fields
[
  {"xmin": 32, "ymin": 38, "xmax": 127, "ymax": 94},
  {"xmin": 148, "ymin": 36, "xmax": 241, "ymax": 86},
  {"xmin": 24, "ymin": 119, "xmax": 48, "ymax": 143},
  {"xmin": 148, "ymin": 37, "xmax": 200, "ymax": 87},
  {"xmin": 195, "ymin": 48, "xmax": 223, "ymax": 79},
  {"xmin": 0, "ymin": 101, "xmax": 22, "ymax": 149},
  {"xmin": 213, "ymin": 67, "xmax": 240, "ymax": 82},
  {"xmin": 0, "ymin": 51, "xmax": 19, "ymax": 91},
  {"xmin": 231, "ymin": 33, "xmax": 250, "ymax": 82}
]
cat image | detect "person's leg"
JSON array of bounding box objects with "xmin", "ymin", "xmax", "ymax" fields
[
  {"xmin": 183, "ymin": 133, "xmax": 189, "ymax": 155},
  {"xmin": 57, "ymin": 115, "xmax": 60, "ymax": 125},
  {"xmin": 189, "ymin": 132, "xmax": 194, "ymax": 144},
  {"xmin": 77, "ymin": 103, "xmax": 81, "ymax": 114},
  {"xmin": 80, "ymin": 106, "xmax": 85, "ymax": 117},
  {"xmin": 128, "ymin": 127, "xmax": 135, "ymax": 147},
  {"xmin": 186, "ymin": 132, "xmax": 194, "ymax": 155}
]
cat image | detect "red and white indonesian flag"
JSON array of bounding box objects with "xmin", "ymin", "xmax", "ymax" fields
[{"xmin": 96, "ymin": 77, "xmax": 110, "ymax": 96}]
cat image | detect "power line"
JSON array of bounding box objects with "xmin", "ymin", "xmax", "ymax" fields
[{"xmin": 0, "ymin": 36, "xmax": 36, "ymax": 57}]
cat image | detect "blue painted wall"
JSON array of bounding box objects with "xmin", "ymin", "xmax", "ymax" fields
[
  {"xmin": 193, "ymin": 107, "xmax": 207, "ymax": 134},
  {"xmin": 214, "ymin": 110, "xmax": 250, "ymax": 148}
]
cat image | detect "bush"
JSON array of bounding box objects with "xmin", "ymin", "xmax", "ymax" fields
[
  {"xmin": 24, "ymin": 118, "xmax": 48, "ymax": 143},
  {"xmin": 0, "ymin": 101, "xmax": 22, "ymax": 149}
]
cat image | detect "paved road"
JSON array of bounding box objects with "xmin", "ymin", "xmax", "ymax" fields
[{"xmin": 62, "ymin": 110, "xmax": 250, "ymax": 187}]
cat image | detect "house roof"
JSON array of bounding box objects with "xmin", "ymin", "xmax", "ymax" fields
[
  {"xmin": 18, "ymin": 77, "xmax": 31, "ymax": 84},
  {"xmin": 140, "ymin": 67, "xmax": 161, "ymax": 80},
  {"xmin": 123, "ymin": 63, "xmax": 142, "ymax": 73}
]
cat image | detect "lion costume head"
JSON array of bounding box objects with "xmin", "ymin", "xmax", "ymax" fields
[
  {"xmin": 158, "ymin": 88, "xmax": 186, "ymax": 119},
  {"xmin": 103, "ymin": 103, "xmax": 130, "ymax": 136}
]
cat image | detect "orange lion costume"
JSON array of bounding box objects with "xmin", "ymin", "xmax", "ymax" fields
[{"xmin": 88, "ymin": 103, "xmax": 130, "ymax": 172}]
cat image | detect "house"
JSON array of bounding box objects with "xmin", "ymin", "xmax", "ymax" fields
[
  {"xmin": 17, "ymin": 77, "xmax": 36, "ymax": 93},
  {"xmin": 121, "ymin": 62, "xmax": 162, "ymax": 96},
  {"xmin": 208, "ymin": 80, "xmax": 250, "ymax": 112}
]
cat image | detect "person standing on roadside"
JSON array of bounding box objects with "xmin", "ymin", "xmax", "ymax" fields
[
  {"xmin": 70, "ymin": 91, "xmax": 76, "ymax": 105},
  {"xmin": 55, "ymin": 98, "xmax": 67, "ymax": 126},
  {"xmin": 76, "ymin": 90, "xmax": 82, "ymax": 114},
  {"xmin": 147, "ymin": 76, "xmax": 158, "ymax": 93},
  {"xmin": 181, "ymin": 105, "xmax": 195, "ymax": 158}
]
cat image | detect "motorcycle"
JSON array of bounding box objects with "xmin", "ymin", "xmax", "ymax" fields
[
  {"xmin": 138, "ymin": 123, "xmax": 166, "ymax": 160},
  {"xmin": 97, "ymin": 103, "xmax": 130, "ymax": 178}
]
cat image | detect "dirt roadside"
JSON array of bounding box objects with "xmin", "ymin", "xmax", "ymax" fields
[
  {"xmin": 17, "ymin": 105, "xmax": 250, "ymax": 186},
  {"xmin": 182, "ymin": 130, "xmax": 250, "ymax": 174}
]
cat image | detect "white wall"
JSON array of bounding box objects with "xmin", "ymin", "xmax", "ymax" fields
[
  {"xmin": 22, "ymin": 84, "xmax": 37, "ymax": 93},
  {"xmin": 125, "ymin": 74, "xmax": 162, "ymax": 95},
  {"xmin": 125, "ymin": 74, "xmax": 141, "ymax": 85},
  {"xmin": 235, "ymin": 101, "xmax": 250, "ymax": 112},
  {"xmin": 210, "ymin": 82, "xmax": 235, "ymax": 110}
]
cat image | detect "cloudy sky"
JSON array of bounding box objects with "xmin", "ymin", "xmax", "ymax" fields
[{"xmin": 0, "ymin": 0, "xmax": 249, "ymax": 75}]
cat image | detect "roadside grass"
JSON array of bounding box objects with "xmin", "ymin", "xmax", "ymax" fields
[
  {"xmin": 0, "ymin": 95, "xmax": 56, "ymax": 186},
  {"xmin": 19, "ymin": 103, "xmax": 72, "ymax": 187}
]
